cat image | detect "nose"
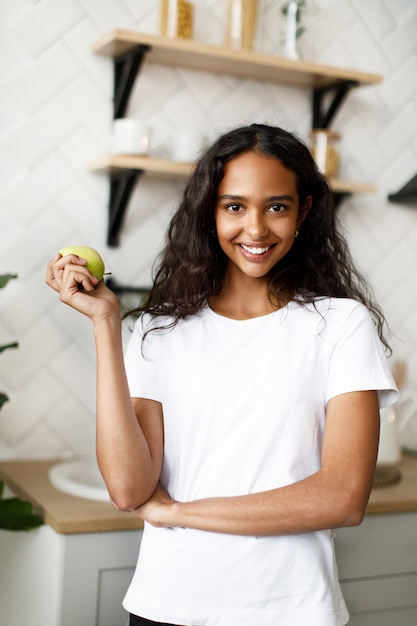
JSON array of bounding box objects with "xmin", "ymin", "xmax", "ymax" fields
[{"xmin": 245, "ymin": 208, "xmax": 268, "ymax": 239}]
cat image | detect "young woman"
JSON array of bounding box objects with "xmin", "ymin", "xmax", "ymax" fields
[{"xmin": 46, "ymin": 124, "xmax": 398, "ymax": 626}]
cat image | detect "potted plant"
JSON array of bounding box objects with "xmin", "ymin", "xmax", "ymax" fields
[{"xmin": 0, "ymin": 274, "xmax": 43, "ymax": 531}]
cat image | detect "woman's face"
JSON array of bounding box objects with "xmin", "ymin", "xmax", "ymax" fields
[{"xmin": 214, "ymin": 151, "xmax": 310, "ymax": 284}]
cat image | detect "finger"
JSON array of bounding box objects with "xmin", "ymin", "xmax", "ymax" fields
[
  {"xmin": 60, "ymin": 265, "xmax": 99, "ymax": 295},
  {"xmin": 46, "ymin": 253, "xmax": 90, "ymax": 293},
  {"xmin": 46, "ymin": 254, "xmax": 62, "ymax": 291},
  {"xmin": 57, "ymin": 253, "xmax": 87, "ymax": 268}
]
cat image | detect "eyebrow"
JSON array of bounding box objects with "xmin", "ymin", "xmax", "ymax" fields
[{"xmin": 217, "ymin": 194, "xmax": 296, "ymax": 203}]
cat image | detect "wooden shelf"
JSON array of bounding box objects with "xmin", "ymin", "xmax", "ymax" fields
[
  {"xmin": 328, "ymin": 178, "xmax": 377, "ymax": 195},
  {"xmin": 88, "ymin": 154, "xmax": 192, "ymax": 177},
  {"xmin": 89, "ymin": 154, "xmax": 376, "ymax": 197},
  {"xmin": 92, "ymin": 30, "xmax": 382, "ymax": 91},
  {"xmin": 89, "ymin": 30, "xmax": 382, "ymax": 245}
]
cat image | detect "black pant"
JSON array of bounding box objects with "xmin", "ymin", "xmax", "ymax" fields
[{"xmin": 129, "ymin": 615, "xmax": 181, "ymax": 626}]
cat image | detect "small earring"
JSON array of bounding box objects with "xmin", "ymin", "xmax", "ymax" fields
[{"xmin": 295, "ymin": 230, "xmax": 299, "ymax": 238}]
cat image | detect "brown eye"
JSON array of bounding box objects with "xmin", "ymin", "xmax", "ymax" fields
[{"xmin": 267, "ymin": 204, "xmax": 287, "ymax": 213}]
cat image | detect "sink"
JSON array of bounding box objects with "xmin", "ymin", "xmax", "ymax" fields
[{"xmin": 49, "ymin": 458, "xmax": 109, "ymax": 502}]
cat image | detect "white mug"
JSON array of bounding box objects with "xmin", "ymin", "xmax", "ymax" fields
[
  {"xmin": 170, "ymin": 130, "xmax": 206, "ymax": 162},
  {"xmin": 112, "ymin": 118, "xmax": 150, "ymax": 155}
]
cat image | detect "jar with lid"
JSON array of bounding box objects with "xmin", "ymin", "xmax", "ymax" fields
[
  {"xmin": 160, "ymin": 0, "xmax": 194, "ymax": 39},
  {"xmin": 309, "ymin": 129, "xmax": 340, "ymax": 178}
]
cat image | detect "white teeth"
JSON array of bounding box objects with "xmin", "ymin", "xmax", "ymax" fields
[{"xmin": 240, "ymin": 244, "xmax": 271, "ymax": 255}]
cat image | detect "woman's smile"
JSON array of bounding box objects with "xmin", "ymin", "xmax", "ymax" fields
[{"xmin": 238, "ymin": 243, "xmax": 277, "ymax": 259}]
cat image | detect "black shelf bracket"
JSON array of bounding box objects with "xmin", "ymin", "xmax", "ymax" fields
[
  {"xmin": 106, "ymin": 277, "xmax": 150, "ymax": 296},
  {"xmin": 312, "ymin": 80, "xmax": 358, "ymax": 129},
  {"xmin": 108, "ymin": 169, "xmax": 143, "ymax": 247},
  {"xmin": 388, "ymin": 173, "xmax": 417, "ymax": 204},
  {"xmin": 333, "ymin": 191, "xmax": 351, "ymax": 210},
  {"xmin": 108, "ymin": 44, "xmax": 152, "ymax": 246},
  {"xmin": 106, "ymin": 278, "xmax": 150, "ymax": 317},
  {"xmin": 113, "ymin": 44, "xmax": 151, "ymax": 119}
]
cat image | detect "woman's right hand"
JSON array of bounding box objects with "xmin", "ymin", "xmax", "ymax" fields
[{"xmin": 46, "ymin": 253, "xmax": 121, "ymax": 322}]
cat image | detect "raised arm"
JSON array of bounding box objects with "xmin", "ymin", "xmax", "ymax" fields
[
  {"xmin": 46, "ymin": 253, "xmax": 163, "ymax": 511},
  {"xmin": 136, "ymin": 389, "xmax": 380, "ymax": 535}
]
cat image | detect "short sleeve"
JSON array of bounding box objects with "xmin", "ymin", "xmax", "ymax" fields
[
  {"xmin": 124, "ymin": 315, "xmax": 161, "ymax": 402},
  {"xmin": 326, "ymin": 302, "xmax": 398, "ymax": 408}
]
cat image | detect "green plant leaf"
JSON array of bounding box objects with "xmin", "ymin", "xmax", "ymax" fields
[
  {"xmin": 0, "ymin": 274, "xmax": 18, "ymax": 289},
  {"xmin": 0, "ymin": 341, "xmax": 19, "ymax": 354},
  {"xmin": 281, "ymin": 0, "xmax": 305, "ymax": 17},
  {"xmin": 0, "ymin": 392, "xmax": 9, "ymax": 410},
  {"xmin": 0, "ymin": 497, "xmax": 43, "ymax": 531}
]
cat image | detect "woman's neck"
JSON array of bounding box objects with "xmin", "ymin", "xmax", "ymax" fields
[{"xmin": 208, "ymin": 275, "xmax": 285, "ymax": 320}]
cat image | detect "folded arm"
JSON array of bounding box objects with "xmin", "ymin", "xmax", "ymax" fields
[{"xmin": 136, "ymin": 390, "xmax": 380, "ymax": 535}]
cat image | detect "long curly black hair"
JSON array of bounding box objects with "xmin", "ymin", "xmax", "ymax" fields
[{"xmin": 128, "ymin": 123, "xmax": 390, "ymax": 351}]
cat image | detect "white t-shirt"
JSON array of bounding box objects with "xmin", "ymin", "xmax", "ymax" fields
[{"xmin": 123, "ymin": 298, "xmax": 398, "ymax": 626}]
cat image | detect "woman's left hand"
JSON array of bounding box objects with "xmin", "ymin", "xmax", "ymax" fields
[{"xmin": 134, "ymin": 482, "xmax": 178, "ymax": 528}]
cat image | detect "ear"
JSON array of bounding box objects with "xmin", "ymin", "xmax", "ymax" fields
[{"xmin": 297, "ymin": 195, "xmax": 312, "ymax": 229}]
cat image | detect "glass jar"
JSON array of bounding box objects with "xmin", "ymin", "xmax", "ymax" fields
[
  {"xmin": 225, "ymin": 0, "xmax": 259, "ymax": 51},
  {"xmin": 160, "ymin": 0, "xmax": 194, "ymax": 39},
  {"xmin": 309, "ymin": 129, "xmax": 341, "ymax": 178}
]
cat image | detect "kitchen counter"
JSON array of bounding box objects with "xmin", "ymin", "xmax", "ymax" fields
[
  {"xmin": 1, "ymin": 455, "xmax": 416, "ymax": 534},
  {"xmin": 0, "ymin": 459, "xmax": 143, "ymax": 534},
  {"xmin": 367, "ymin": 453, "xmax": 417, "ymax": 514}
]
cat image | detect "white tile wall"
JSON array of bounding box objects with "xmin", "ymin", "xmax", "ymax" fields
[
  {"xmin": 1, "ymin": 0, "xmax": 417, "ymax": 459},
  {"xmin": 7, "ymin": 0, "xmax": 84, "ymax": 58}
]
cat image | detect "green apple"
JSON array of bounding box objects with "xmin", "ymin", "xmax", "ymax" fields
[{"xmin": 59, "ymin": 246, "xmax": 105, "ymax": 281}]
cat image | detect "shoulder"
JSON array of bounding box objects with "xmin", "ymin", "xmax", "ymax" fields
[
  {"xmin": 316, "ymin": 299, "xmax": 382, "ymax": 357},
  {"xmin": 302, "ymin": 296, "xmax": 370, "ymax": 320},
  {"xmin": 293, "ymin": 297, "xmax": 375, "ymax": 341},
  {"xmin": 292, "ymin": 296, "xmax": 370, "ymax": 322},
  {"xmin": 135, "ymin": 308, "xmax": 209, "ymax": 338}
]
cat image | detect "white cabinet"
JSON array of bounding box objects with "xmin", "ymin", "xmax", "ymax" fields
[
  {"xmin": 0, "ymin": 523, "xmax": 142, "ymax": 626},
  {"xmin": 1, "ymin": 507, "xmax": 416, "ymax": 625},
  {"xmin": 334, "ymin": 511, "xmax": 417, "ymax": 625}
]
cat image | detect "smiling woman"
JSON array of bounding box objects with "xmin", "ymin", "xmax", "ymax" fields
[{"xmin": 46, "ymin": 124, "xmax": 398, "ymax": 626}]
